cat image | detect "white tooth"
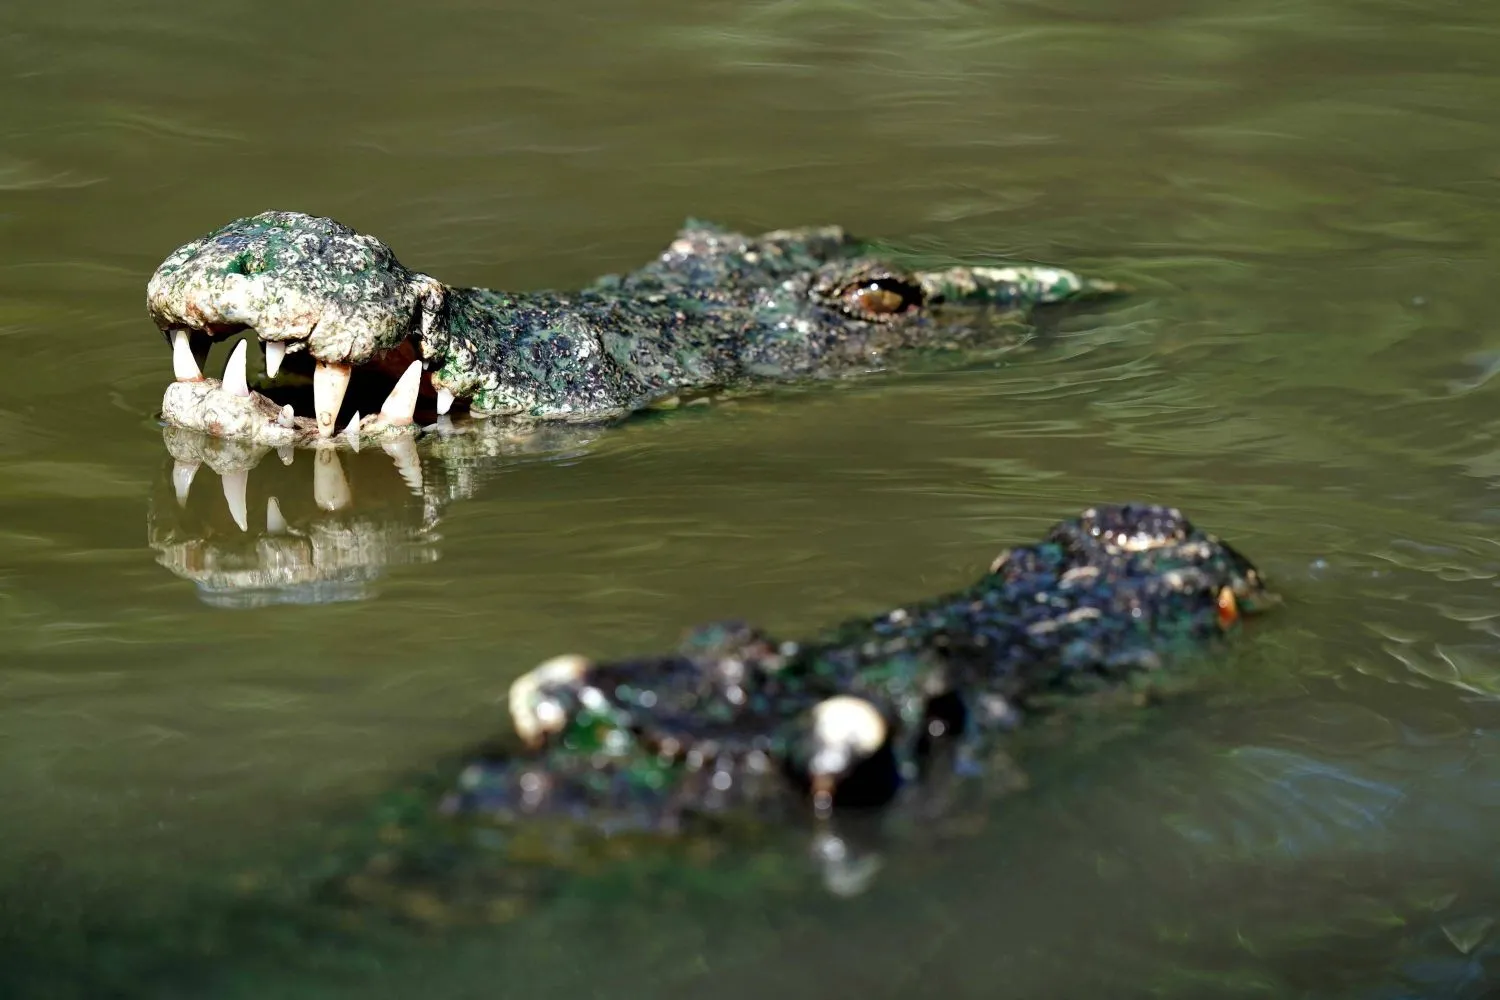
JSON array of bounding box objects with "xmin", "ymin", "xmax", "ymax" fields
[
  {"xmin": 264, "ymin": 340, "xmax": 286, "ymax": 379},
  {"xmin": 313, "ymin": 448, "xmax": 351, "ymax": 511},
  {"xmin": 266, "ymin": 496, "xmax": 287, "ymax": 534},
  {"xmin": 221, "ymin": 470, "xmax": 249, "ymax": 531},
  {"xmin": 383, "ymin": 436, "xmax": 423, "ymax": 494},
  {"xmin": 277, "ymin": 404, "xmax": 296, "ymax": 429},
  {"xmin": 277, "ymin": 446, "xmax": 295, "ymax": 466},
  {"xmin": 345, "ymin": 412, "xmax": 362, "ymax": 452},
  {"xmin": 222, "ymin": 340, "xmax": 250, "ymax": 398},
  {"xmin": 172, "ymin": 330, "xmax": 203, "ymax": 382},
  {"xmin": 313, "ymin": 361, "xmax": 352, "ymax": 438},
  {"xmin": 436, "ymin": 387, "xmax": 455, "ymax": 416},
  {"xmin": 171, "ymin": 460, "xmax": 199, "ymax": 505},
  {"xmin": 379, "ymin": 361, "xmax": 423, "ymax": 426}
]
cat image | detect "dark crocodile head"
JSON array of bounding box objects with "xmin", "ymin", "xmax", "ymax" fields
[
  {"xmin": 1038, "ymin": 502, "xmax": 1277, "ymax": 619},
  {"xmin": 148, "ymin": 211, "xmax": 448, "ymax": 446}
]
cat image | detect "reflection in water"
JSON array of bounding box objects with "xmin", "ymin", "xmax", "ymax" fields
[
  {"xmin": 4, "ymin": 0, "xmax": 1500, "ymax": 991},
  {"xmin": 131, "ymin": 416, "xmax": 1500, "ymax": 996},
  {"xmin": 147, "ymin": 420, "xmax": 604, "ymax": 607}
]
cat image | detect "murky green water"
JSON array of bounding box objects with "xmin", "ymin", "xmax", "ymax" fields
[{"xmin": 3, "ymin": 0, "xmax": 1500, "ymax": 995}]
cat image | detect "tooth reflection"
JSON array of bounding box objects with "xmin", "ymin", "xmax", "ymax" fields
[
  {"xmin": 222, "ymin": 340, "xmax": 250, "ymax": 398},
  {"xmin": 172, "ymin": 460, "xmax": 199, "ymax": 506},
  {"xmin": 265, "ymin": 496, "xmax": 287, "ymax": 534},
  {"xmin": 152, "ymin": 424, "xmax": 473, "ymax": 610},
  {"xmin": 313, "ymin": 361, "xmax": 352, "ymax": 437},
  {"xmin": 264, "ymin": 340, "xmax": 286, "ymax": 379},
  {"xmin": 221, "ymin": 469, "xmax": 249, "ymax": 531},
  {"xmin": 313, "ymin": 448, "xmax": 352, "ymax": 511},
  {"xmin": 277, "ymin": 446, "xmax": 295, "ymax": 466},
  {"xmin": 172, "ymin": 330, "xmax": 203, "ymax": 382},
  {"xmin": 382, "ymin": 436, "xmax": 423, "ymax": 494}
]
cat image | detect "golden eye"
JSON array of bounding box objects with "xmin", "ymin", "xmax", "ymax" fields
[{"xmin": 849, "ymin": 284, "xmax": 907, "ymax": 315}]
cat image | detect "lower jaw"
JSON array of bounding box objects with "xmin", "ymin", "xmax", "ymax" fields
[{"xmin": 161, "ymin": 377, "xmax": 437, "ymax": 453}]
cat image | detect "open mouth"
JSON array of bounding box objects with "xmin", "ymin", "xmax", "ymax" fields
[
  {"xmin": 164, "ymin": 325, "xmax": 462, "ymax": 447},
  {"xmin": 147, "ymin": 209, "xmax": 461, "ymax": 448}
]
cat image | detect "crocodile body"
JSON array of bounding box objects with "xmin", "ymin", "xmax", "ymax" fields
[
  {"xmin": 146, "ymin": 212, "xmax": 1120, "ymax": 447},
  {"xmin": 315, "ymin": 503, "xmax": 1274, "ymax": 918}
]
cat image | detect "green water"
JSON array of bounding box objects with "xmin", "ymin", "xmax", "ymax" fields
[{"xmin": 3, "ymin": 0, "xmax": 1500, "ymax": 995}]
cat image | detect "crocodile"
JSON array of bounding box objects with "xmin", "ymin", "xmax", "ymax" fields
[
  {"xmin": 102, "ymin": 495, "xmax": 1285, "ymax": 997},
  {"xmin": 145, "ymin": 211, "xmax": 1122, "ymax": 448},
  {"xmin": 310, "ymin": 502, "xmax": 1275, "ymax": 918}
]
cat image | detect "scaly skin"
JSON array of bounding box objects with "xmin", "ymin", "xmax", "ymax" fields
[
  {"xmin": 490, "ymin": 503, "xmax": 1272, "ymax": 825},
  {"xmin": 299, "ymin": 504, "xmax": 1275, "ymax": 921},
  {"xmin": 147, "ymin": 211, "xmax": 1122, "ymax": 447}
]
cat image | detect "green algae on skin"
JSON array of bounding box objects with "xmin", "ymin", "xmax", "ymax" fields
[
  {"xmin": 120, "ymin": 503, "xmax": 1275, "ymax": 938},
  {"xmin": 212, "ymin": 503, "xmax": 1271, "ymax": 933},
  {"xmin": 399, "ymin": 504, "xmax": 1273, "ymax": 907},
  {"xmin": 147, "ymin": 211, "xmax": 1123, "ymax": 447}
]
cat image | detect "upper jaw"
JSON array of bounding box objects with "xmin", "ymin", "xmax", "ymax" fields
[
  {"xmin": 145, "ymin": 210, "xmax": 447, "ymax": 367},
  {"xmin": 148, "ymin": 267, "xmax": 448, "ymax": 369}
]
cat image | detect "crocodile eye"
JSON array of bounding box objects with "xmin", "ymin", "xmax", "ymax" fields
[
  {"xmin": 843, "ymin": 277, "xmax": 922, "ymax": 320},
  {"xmin": 851, "ymin": 284, "xmax": 905, "ymax": 314}
]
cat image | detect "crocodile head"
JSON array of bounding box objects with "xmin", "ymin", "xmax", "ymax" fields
[
  {"xmin": 987, "ymin": 502, "xmax": 1278, "ymax": 625},
  {"xmin": 148, "ymin": 211, "xmax": 450, "ymax": 446},
  {"xmin": 1064, "ymin": 502, "xmax": 1277, "ymax": 616}
]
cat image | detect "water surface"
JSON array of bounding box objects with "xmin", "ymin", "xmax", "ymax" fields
[{"xmin": 2, "ymin": 0, "xmax": 1500, "ymax": 995}]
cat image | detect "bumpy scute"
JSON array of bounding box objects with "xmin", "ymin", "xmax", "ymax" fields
[
  {"xmin": 466, "ymin": 503, "xmax": 1273, "ymax": 832},
  {"xmin": 147, "ymin": 211, "xmax": 445, "ymax": 365}
]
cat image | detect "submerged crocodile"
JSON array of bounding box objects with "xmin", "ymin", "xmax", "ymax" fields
[
  {"xmin": 146, "ymin": 211, "xmax": 1121, "ymax": 447},
  {"xmin": 308, "ymin": 502, "xmax": 1275, "ymax": 917}
]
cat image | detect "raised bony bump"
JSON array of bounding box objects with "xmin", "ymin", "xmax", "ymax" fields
[
  {"xmin": 807, "ymin": 695, "xmax": 888, "ymax": 817},
  {"xmin": 507, "ymin": 654, "xmax": 593, "ymax": 747}
]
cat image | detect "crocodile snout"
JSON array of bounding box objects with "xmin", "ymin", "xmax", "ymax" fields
[{"xmin": 148, "ymin": 211, "xmax": 449, "ymax": 440}]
